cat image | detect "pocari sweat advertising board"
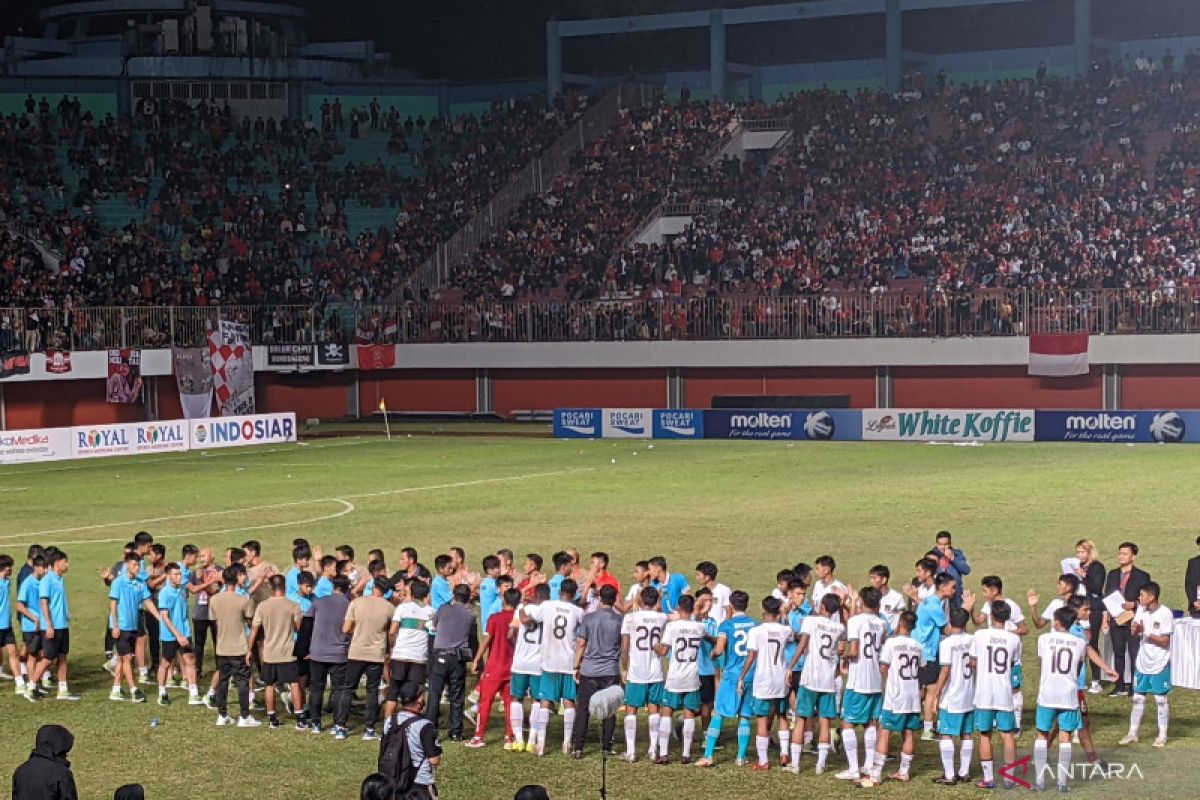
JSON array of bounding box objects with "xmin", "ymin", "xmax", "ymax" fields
[
  {"xmin": 651, "ymin": 409, "xmax": 704, "ymax": 439},
  {"xmin": 553, "ymin": 409, "xmax": 601, "ymax": 438},
  {"xmin": 601, "ymin": 408, "xmax": 652, "ymax": 438},
  {"xmin": 1035, "ymin": 410, "xmax": 1200, "ymax": 443}
]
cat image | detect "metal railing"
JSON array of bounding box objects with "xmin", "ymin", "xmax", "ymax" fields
[
  {"xmin": 407, "ymin": 83, "xmax": 662, "ymax": 296},
  {"xmin": 2, "ymin": 289, "xmax": 1197, "ymax": 352}
]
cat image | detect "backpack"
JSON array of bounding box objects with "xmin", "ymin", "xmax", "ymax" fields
[{"xmin": 378, "ymin": 713, "xmax": 426, "ymax": 793}]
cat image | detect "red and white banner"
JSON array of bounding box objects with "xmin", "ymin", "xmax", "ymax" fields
[
  {"xmin": 208, "ymin": 320, "xmax": 255, "ymax": 416},
  {"xmin": 44, "ymin": 349, "xmax": 72, "ymax": 374},
  {"xmin": 1029, "ymin": 333, "xmax": 1089, "ymax": 377},
  {"xmin": 357, "ymin": 344, "xmax": 396, "ymax": 371}
]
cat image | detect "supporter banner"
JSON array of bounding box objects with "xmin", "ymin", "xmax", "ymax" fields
[
  {"xmin": 72, "ymin": 420, "xmax": 189, "ymax": 459},
  {"xmin": 44, "ymin": 349, "xmax": 72, "ymax": 375},
  {"xmin": 1035, "ymin": 410, "xmax": 1200, "ymax": 443},
  {"xmin": 172, "ymin": 347, "xmax": 213, "ymax": 420},
  {"xmin": 553, "ymin": 409, "xmax": 601, "ymax": 438},
  {"xmin": 863, "ymin": 409, "xmax": 1035, "ymax": 442},
  {"xmin": 0, "ymin": 348, "xmax": 31, "ymax": 379},
  {"xmin": 0, "ymin": 427, "xmax": 73, "ymax": 464},
  {"xmin": 357, "ymin": 344, "xmax": 396, "ymax": 370},
  {"xmin": 315, "ymin": 341, "xmax": 350, "ymax": 367},
  {"xmin": 105, "ymin": 349, "xmax": 143, "ymax": 403},
  {"xmin": 190, "ymin": 412, "xmax": 297, "ymax": 450},
  {"xmin": 652, "ymin": 409, "xmax": 705, "ymax": 439},
  {"xmin": 209, "ymin": 320, "xmax": 255, "ymax": 416},
  {"xmin": 601, "ymin": 408, "xmax": 651, "ymax": 438},
  {"xmin": 266, "ymin": 344, "xmax": 314, "ymax": 368},
  {"xmin": 704, "ymin": 409, "xmax": 863, "ymax": 441}
]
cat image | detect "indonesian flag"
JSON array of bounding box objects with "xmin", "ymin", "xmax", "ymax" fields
[{"xmin": 1029, "ymin": 332, "xmax": 1089, "ymax": 376}]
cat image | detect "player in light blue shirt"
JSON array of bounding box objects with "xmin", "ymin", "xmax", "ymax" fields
[
  {"xmin": 314, "ymin": 555, "xmax": 337, "ymax": 599},
  {"xmin": 431, "ymin": 554, "xmax": 454, "ymax": 611},
  {"xmin": 285, "ymin": 543, "xmax": 313, "ymax": 602},
  {"xmin": 0, "ymin": 554, "xmax": 24, "ymax": 686},
  {"xmin": 34, "ymin": 551, "xmax": 77, "ymax": 700},
  {"xmin": 109, "ymin": 554, "xmax": 158, "ymax": 702},
  {"xmin": 694, "ymin": 589, "xmax": 719, "ymax": 734},
  {"xmin": 698, "ymin": 590, "xmax": 757, "ymax": 767},
  {"xmin": 157, "ymin": 562, "xmax": 200, "ymax": 705},
  {"xmin": 479, "ymin": 555, "xmax": 502, "ymax": 630},
  {"xmin": 649, "ymin": 557, "xmax": 690, "ymax": 615}
]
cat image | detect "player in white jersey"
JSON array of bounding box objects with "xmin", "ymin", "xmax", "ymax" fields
[
  {"xmin": 510, "ymin": 584, "xmax": 549, "ymax": 752},
  {"xmin": 654, "ymin": 595, "xmax": 705, "ymax": 764},
  {"xmin": 932, "ymin": 607, "xmax": 976, "ymax": 785},
  {"xmin": 861, "ymin": 610, "xmax": 924, "ymax": 788},
  {"xmin": 837, "ymin": 586, "xmax": 888, "ymax": 781},
  {"xmin": 619, "ymin": 561, "xmax": 651, "ymax": 613},
  {"xmin": 521, "ymin": 579, "xmax": 584, "ymax": 755},
  {"xmin": 869, "ymin": 565, "xmax": 905, "ymax": 633},
  {"xmin": 621, "ymin": 586, "xmax": 666, "ymax": 762},
  {"xmin": 967, "ymin": 600, "xmax": 1022, "ymax": 789},
  {"xmin": 1121, "ymin": 582, "xmax": 1174, "ymax": 748},
  {"xmin": 1034, "ymin": 606, "xmax": 1117, "ymax": 792},
  {"xmin": 1026, "ymin": 574, "xmax": 1082, "ymax": 630},
  {"xmin": 810, "ymin": 555, "xmax": 847, "ymax": 610},
  {"xmin": 738, "ymin": 596, "xmax": 792, "ymax": 772},
  {"xmin": 972, "ymin": 576, "xmax": 1029, "ymax": 735},
  {"xmin": 787, "ymin": 593, "xmax": 846, "ymax": 774},
  {"xmin": 694, "ymin": 561, "xmax": 731, "ymax": 623}
]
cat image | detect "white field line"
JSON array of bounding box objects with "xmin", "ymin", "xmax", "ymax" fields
[
  {"xmin": 0, "ymin": 487, "xmax": 28, "ymax": 492},
  {"xmin": 4, "ymin": 467, "xmax": 594, "ymax": 544},
  {"xmin": 52, "ymin": 500, "xmax": 357, "ymax": 547}
]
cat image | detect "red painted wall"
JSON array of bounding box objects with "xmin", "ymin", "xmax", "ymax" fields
[
  {"xmin": 358, "ymin": 370, "xmax": 476, "ymax": 414},
  {"xmin": 256, "ymin": 372, "xmax": 352, "ymax": 420},
  {"xmin": 684, "ymin": 367, "xmax": 876, "ymax": 408},
  {"xmin": 4, "ymin": 380, "xmax": 145, "ymax": 429},
  {"xmin": 1122, "ymin": 365, "xmax": 1200, "ymax": 409},
  {"xmin": 492, "ymin": 369, "xmax": 667, "ymax": 415},
  {"xmin": 892, "ymin": 367, "xmax": 1103, "ymax": 409}
]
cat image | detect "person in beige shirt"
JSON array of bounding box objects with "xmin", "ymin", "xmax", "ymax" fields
[
  {"xmin": 249, "ymin": 574, "xmax": 303, "ymax": 730},
  {"xmin": 207, "ymin": 567, "xmax": 257, "ymax": 727},
  {"xmin": 336, "ymin": 577, "xmax": 394, "ymax": 739}
]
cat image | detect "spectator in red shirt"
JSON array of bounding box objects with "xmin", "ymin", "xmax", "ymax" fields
[
  {"xmin": 580, "ymin": 551, "xmax": 621, "ymax": 612},
  {"xmin": 466, "ymin": 588, "xmax": 519, "ymax": 748}
]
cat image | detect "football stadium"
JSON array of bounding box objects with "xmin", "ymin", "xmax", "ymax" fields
[{"xmin": 3, "ymin": 1, "xmax": 1200, "ymax": 799}]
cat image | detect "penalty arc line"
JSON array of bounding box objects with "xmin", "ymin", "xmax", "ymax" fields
[{"xmin": 4, "ymin": 467, "xmax": 595, "ymax": 542}]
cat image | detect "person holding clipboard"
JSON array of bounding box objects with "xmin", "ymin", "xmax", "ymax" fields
[{"xmin": 1103, "ymin": 542, "xmax": 1151, "ymax": 697}]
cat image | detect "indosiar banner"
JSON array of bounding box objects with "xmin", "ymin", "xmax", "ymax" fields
[{"xmin": 1035, "ymin": 410, "xmax": 1200, "ymax": 443}]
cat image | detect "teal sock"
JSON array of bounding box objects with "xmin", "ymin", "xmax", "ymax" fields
[
  {"xmin": 736, "ymin": 718, "xmax": 752, "ymax": 761},
  {"xmin": 703, "ymin": 716, "xmax": 723, "ymax": 759}
]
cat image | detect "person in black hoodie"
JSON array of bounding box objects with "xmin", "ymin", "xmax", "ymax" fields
[{"xmin": 12, "ymin": 724, "xmax": 77, "ymax": 800}]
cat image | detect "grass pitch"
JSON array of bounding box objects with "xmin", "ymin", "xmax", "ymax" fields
[{"xmin": 1, "ymin": 428, "xmax": 1198, "ymax": 798}]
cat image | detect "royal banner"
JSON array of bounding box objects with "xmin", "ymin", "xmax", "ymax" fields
[
  {"xmin": 863, "ymin": 409, "xmax": 1035, "ymax": 442},
  {"xmin": 0, "ymin": 348, "xmax": 31, "ymax": 379},
  {"xmin": 44, "ymin": 349, "xmax": 72, "ymax": 374},
  {"xmin": 209, "ymin": 320, "xmax": 255, "ymax": 416},
  {"xmin": 190, "ymin": 413, "xmax": 297, "ymax": 450},
  {"xmin": 105, "ymin": 349, "xmax": 143, "ymax": 403},
  {"xmin": 172, "ymin": 347, "xmax": 213, "ymax": 420},
  {"xmin": 72, "ymin": 420, "xmax": 189, "ymax": 459}
]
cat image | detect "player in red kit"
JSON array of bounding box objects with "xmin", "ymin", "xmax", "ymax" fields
[{"xmin": 466, "ymin": 587, "xmax": 520, "ymax": 748}]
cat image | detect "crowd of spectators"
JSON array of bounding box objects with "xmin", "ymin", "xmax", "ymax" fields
[
  {"xmin": 6, "ymin": 53, "xmax": 1200, "ymax": 348},
  {"xmin": 0, "ymin": 91, "xmax": 589, "ymax": 346}
]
